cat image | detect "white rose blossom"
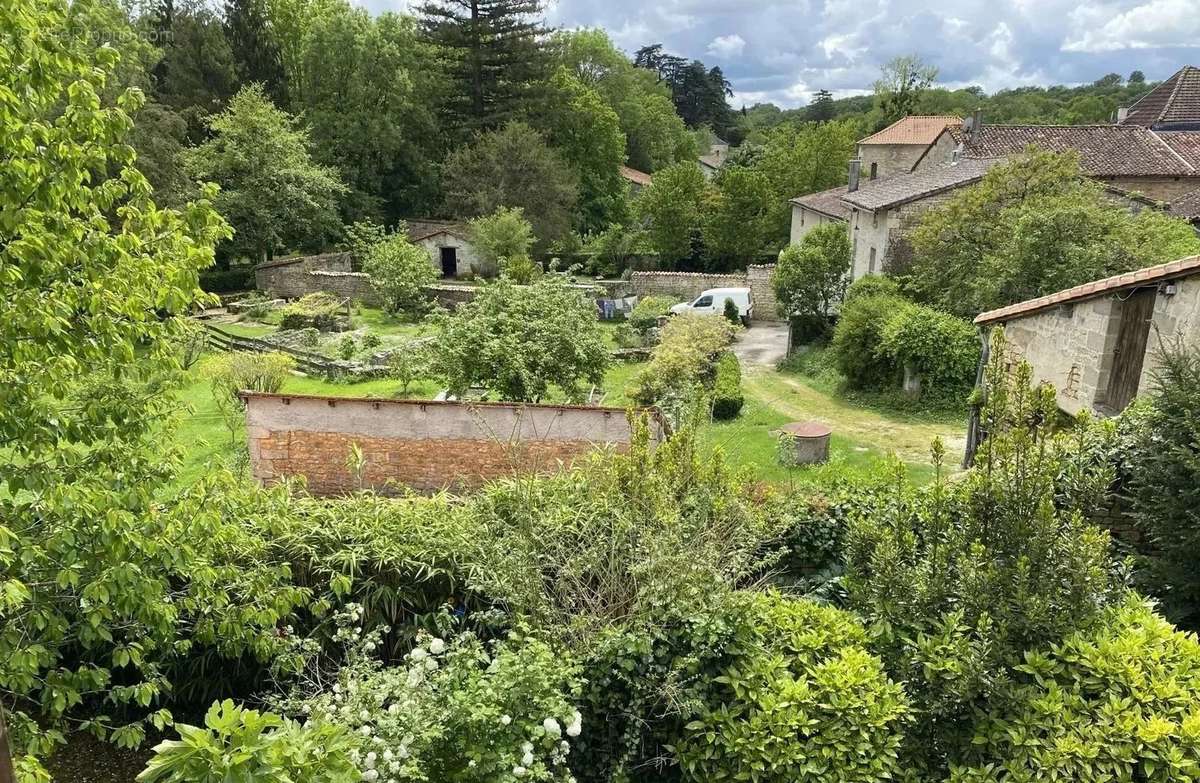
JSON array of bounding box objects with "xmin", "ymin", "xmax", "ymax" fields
[
  {"xmin": 428, "ymin": 638, "xmax": 446, "ymax": 655},
  {"xmin": 543, "ymin": 717, "xmax": 561, "ymax": 737}
]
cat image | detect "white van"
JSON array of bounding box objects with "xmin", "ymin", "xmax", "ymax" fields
[{"xmin": 670, "ymin": 287, "xmax": 754, "ymax": 325}]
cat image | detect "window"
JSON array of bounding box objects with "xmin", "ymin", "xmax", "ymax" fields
[
  {"xmin": 870, "ymin": 162, "xmax": 878, "ymax": 180},
  {"xmin": 693, "ymin": 296, "xmax": 713, "ymax": 308},
  {"xmin": 872, "ymin": 211, "xmax": 878, "ymax": 228},
  {"xmin": 800, "ymin": 210, "xmax": 805, "ymax": 226},
  {"xmin": 869, "ymin": 247, "xmax": 877, "ymax": 273}
]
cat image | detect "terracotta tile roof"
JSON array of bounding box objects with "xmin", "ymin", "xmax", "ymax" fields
[
  {"xmin": 975, "ymin": 255, "xmax": 1200, "ymax": 325},
  {"xmin": 1160, "ymin": 131, "xmax": 1200, "ymax": 169},
  {"xmin": 789, "ymin": 184, "xmax": 852, "ymax": 221},
  {"xmin": 1120, "ymin": 66, "xmax": 1200, "ymax": 129},
  {"xmin": 840, "ymin": 157, "xmax": 998, "ymax": 211},
  {"xmin": 1169, "ymin": 187, "xmax": 1200, "ymax": 221},
  {"xmin": 699, "ymin": 153, "xmax": 723, "ymax": 170},
  {"xmin": 961, "ymin": 124, "xmax": 1197, "ymax": 177},
  {"xmin": 859, "ymin": 116, "xmax": 962, "ymax": 146},
  {"xmin": 620, "ymin": 165, "xmax": 652, "ymax": 186}
]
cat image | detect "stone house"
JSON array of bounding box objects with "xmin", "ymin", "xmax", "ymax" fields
[
  {"xmin": 698, "ymin": 139, "xmax": 730, "ymax": 180},
  {"xmin": 405, "ymin": 219, "xmax": 482, "ymax": 279},
  {"xmin": 857, "ymin": 115, "xmax": 961, "ymax": 181},
  {"xmin": 974, "ymin": 254, "xmax": 1200, "ymax": 417},
  {"xmin": 788, "ymin": 185, "xmax": 850, "ymax": 246}
]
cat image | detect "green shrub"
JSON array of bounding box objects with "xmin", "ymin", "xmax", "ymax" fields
[
  {"xmin": 711, "ymin": 352, "xmax": 744, "ymax": 420},
  {"xmin": 362, "ymin": 233, "xmax": 437, "ymax": 317},
  {"xmin": 831, "ymin": 293, "xmax": 907, "ymax": 388},
  {"xmin": 387, "ymin": 339, "xmax": 432, "ymax": 396},
  {"xmin": 361, "ymin": 333, "xmax": 382, "ymax": 353},
  {"xmin": 952, "ymin": 597, "xmax": 1200, "ymax": 783},
  {"xmin": 877, "ymin": 302, "xmax": 979, "ymax": 391},
  {"xmin": 469, "ymin": 206, "xmax": 535, "ymax": 279},
  {"xmin": 338, "ymin": 335, "xmax": 356, "ymax": 360},
  {"xmin": 628, "ymin": 295, "xmax": 674, "ymax": 334},
  {"xmin": 198, "ymin": 267, "xmax": 254, "ymax": 294},
  {"xmin": 676, "ymin": 592, "xmax": 908, "ymax": 783},
  {"xmin": 207, "ymin": 351, "xmax": 296, "ymax": 443},
  {"xmin": 1122, "ymin": 342, "xmax": 1200, "ymax": 628},
  {"xmin": 843, "ymin": 274, "xmax": 900, "ymax": 302},
  {"xmin": 283, "ymin": 607, "xmax": 581, "ymax": 783},
  {"xmin": 279, "ymin": 292, "xmax": 344, "ymax": 331},
  {"xmin": 630, "ymin": 314, "xmax": 738, "ymax": 406},
  {"xmin": 138, "ymin": 700, "xmax": 355, "ymax": 783},
  {"xmin": 722, "ymin": 296, "xmax": 741, "ymax": 324},
  {"xmin": 299, "ymin": 327, "xmax": 320, "ymax": 348}
]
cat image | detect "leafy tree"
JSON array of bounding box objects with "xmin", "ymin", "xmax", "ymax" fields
[
  {"xmin": 873, "ymin": 54, "xmax": 938, "ymax": 127},
  {"xmin": 1129, "ymin": 69, "xmax": 1146, "ymax": 84},
  {"xmin": 129, "ymin": 101, "xmax": 194, "ymax": 207},
  {"xmin": 701, "ymin": 166, "xmax": 773, "ymax": 269},
  {"xmin": 774, "ymin": 223, "xmax": 851, "ymax": 318},
  {"xmin": 185, "ymin": 84, "xmax": 347, "ymax": 261},
  {"xmin": 553, "ymin": 30, "xmax": 696, "ymax": 173},
  {"xmin": 1123, "ymin": 342, "xmax": 1200, "ymax": 629},
  {"xmin": 0, "ymin": 1, "xmax": 302, "ymax": 773},
  {"xmin": 845, "ymin": 336, "xmax": 1121, "ymax": 776},
  {"xmin": 418, "ymin": 0, "xmax": 549, "ymax": 133},
  {"xmin": 751, "ymin": 120, "xmax": 858, "ymax": 244},
  {"xmin": 634, "ymin": 161, "xmax": 707, "ymax": 267},
  {"xmin": 442, "ymin": 122, "xmax": 579, "ymax": 249},
  {"xmin": 433, "ymin": 277, "xmax": 609, "ymax": 402},
  {"xmin": 903, "ymin": 148, "xmax": 1200, "ymax": 316},
  {"xmin": 149, "ymin": 0, "xmax": 240, "ymax": 140},
  {"xmin": 224, "ymin": 0, "xmax": 288, "ymax": 104},
  {"xmin": 539, "ymin": 68, "xmax": 629, "ymax": 233},
  {"xmin": 468, "ymin": 207, "xmax": 535, "ymax": 278},
  {"xmin": 289, "ymin": 3, "xmax": 444, "ymax": 221},
  {"xmin": 362, "ymin": 232, "xmax": 439, "ymax": 317}
]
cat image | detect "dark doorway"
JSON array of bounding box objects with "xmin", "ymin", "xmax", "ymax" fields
[
  {"xmin": 439, "ymin": 247, "xmax": 457, "ymax": 278},
  {"xmin": 1104, "ymin": 288, "xmax": 1156, "ymax": 413}
]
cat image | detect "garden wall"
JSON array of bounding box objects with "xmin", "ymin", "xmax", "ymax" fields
[
  {"xmin": 630, "ymin": 266, "xmax": 781, "ymax": 321},
  {"xmin": 241, "ymin": 392, "xmax": 667, "ymax": 496},
  {"xmin": 308, "ymin": 270, "xmax": 381, "ymax": 307},
  {"xmin": 256, "ymin": 253, "xmax": 354, "ymax": 299}
]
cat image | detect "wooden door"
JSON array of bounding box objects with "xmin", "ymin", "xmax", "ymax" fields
[{"xmin": 1104, "ymin": 288, "xmax": 1156, "ymax": 413}]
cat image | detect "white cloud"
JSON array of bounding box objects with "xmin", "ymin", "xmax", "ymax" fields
[
  {"xmin": 1063, "ymin": 0, "xmax": 1200, "ymax": 52},
  {"xmin": 707, "ymin": 33, "xmax": 747, "ymax": 58}
]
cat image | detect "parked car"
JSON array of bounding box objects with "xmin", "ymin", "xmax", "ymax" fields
[{"xmin": 669, "ymin": 287, "xmax": 753, "ymax": 325}]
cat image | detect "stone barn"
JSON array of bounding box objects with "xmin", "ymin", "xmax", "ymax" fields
[
  {"xmin": 974, "ymin": 254, "xmax": 1200, "ymax": 417},
  {"xmin": 405, "ymin": 220, "xmax": 482, "ymax": 279},
  {"xmin": 241, "ymin": 392, "xmax": 668, "ymax": 496}
]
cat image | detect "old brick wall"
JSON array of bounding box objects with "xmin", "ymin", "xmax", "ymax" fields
[
  {"xmin": 309, "ymin": 271, "xmax": 381, "ymax": 307},
  {"xmin": 242, "ymin": 393, "xmax": 665, "ymax": 496},
  {"xmin": 256, "ymin": 253, "xmax": 354, "ymax": 298},
  {"xmin": 630, "ymin": 270, "xmax": 782, "ymax": 321}
]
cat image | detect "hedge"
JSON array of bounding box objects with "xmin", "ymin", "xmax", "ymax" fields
[
  {"xmin": 712, "ymin": 352, "xmax": 744, "ymax": 420},
  {"xmin": 199, "ymin": 267, "xmax": 255, "ymax": 293}
]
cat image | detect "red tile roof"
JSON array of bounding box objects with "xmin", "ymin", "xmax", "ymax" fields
[
  {"xmin": 1160, "ymin": 131, "xmax": 1200, "ymax": 169},
  {"xmin": 620, "ymin": 165, "xmax": 652, "ymax": 186},
  {"xmin": 975, "ymin": 255, "xmax": 1200, "ymax": 325},
  {"xmin": 1120, "ymin": 66, "xmax": 1200, "ymax": 129},
  {"xmin": 859, "ymin": 116, "xmax": 962, "ymax": 146},
  {"xmin": 1170, "ymin": 187, "xmax": 1200, "ymax": 221},
  {"xmin": 962, "ymin": 124, "xmax": 1197, "ymax": 177},
  {"xmin": 789, "ymin": 184, "xmax": 852, "ymax": 220}
]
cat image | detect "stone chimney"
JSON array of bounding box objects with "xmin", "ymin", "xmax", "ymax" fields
[
  {"xmin": 848, "ymin": 158, "xmax": 861, "ymax": 192},
  {"xmin": 1116, "ymin": 106, "xmax": 1129, "ymax": 124}
]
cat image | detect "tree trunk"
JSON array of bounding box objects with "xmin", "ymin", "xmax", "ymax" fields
[{"xmin": 0, "ymin": 704, "xmax": 16, "ymax": 783}]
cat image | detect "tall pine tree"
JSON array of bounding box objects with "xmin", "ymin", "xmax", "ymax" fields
[
  {"xmin": 418, "ymin": 0, "xmax": 549, "ymax": 133},
  {"xmin": 225, "ymin": 0, "xmax": 288, "ymax": 104}
]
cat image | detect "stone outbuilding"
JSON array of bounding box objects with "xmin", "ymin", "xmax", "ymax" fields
[
  {"xmin": 974, "ymin": 254, "xmax": 1200, "ymax": 417},
  {"xmin": 404, "ymin": 219, "xmax": 482, "ymax": 279}
]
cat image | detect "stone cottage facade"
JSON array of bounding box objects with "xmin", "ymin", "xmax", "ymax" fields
[
  {"xmin": 405, "ymin": 220, "xmax": 483, "ymax": 279},
  {"xmin": 974, "ymin": 254, "xmax": 1200, "ymax": 417},
  {"xmin": 857, "ymin": 115, "xmax": 961, "ymax": 181}
]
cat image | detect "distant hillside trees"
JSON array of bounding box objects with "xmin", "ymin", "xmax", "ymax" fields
[{"xmin": 634, "ymin": 43, "xmax": 736, "ymax": 136}]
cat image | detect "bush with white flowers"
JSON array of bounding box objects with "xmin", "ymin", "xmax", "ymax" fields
[{"xmin": 280, "ymin": 607, "xmax": 581, "ymax": 783}]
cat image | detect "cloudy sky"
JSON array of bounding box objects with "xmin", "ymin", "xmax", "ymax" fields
[{"xmin": 358, "ymin": 0, "xmax": 1200, "ymax": 108}]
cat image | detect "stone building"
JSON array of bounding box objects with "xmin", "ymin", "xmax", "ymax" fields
[
  {"xmin": 857, "ymin": 115, "xmax": 961, "ymax": 181},
  {"xmin": 620, "ymin": 165, "xmax": 653, "ymax": 195},
  {"xmin": 788, "ymin": 185, "xmax": 850, "ymax": 246},
  {"xmin": 1118, "ymin": 65, "xmax": 1200, "ymax": 131},
  {"xmin": 405, "ymin": 220, "xmax": 482, "ymax": 279},
  {"xmin": 974, "ymin": 254, "xmax": 1200, "ymax": 417},
  {"xmin": 242, "ymin": 392, "xmax": 667, "ymax": 496}
]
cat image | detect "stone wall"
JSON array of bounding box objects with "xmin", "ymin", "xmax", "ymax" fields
[
  {"xmin": 309, "ymin": 271, "xmax": 381, "ymax": 307},
  {"xmin": 789, "ymin": 203, "xmax": 843, "ymax": 245},
  {"xmin": 994, "ymin": 275, "xmax": 1200, "ymax": 416},
  {"xmin": 256, "ymin": 253, "xmax": 354, "ymax": 299},
  {"xmin": 242, "ymin": 392, "xmax": 666, "ymax": 496},
  {"xmin": 629, "ymin": 269, "xmax": 782, "ymax": 321},
  {"xmin": 858, "ymin": 143, "xmax": 927, "ymax": 180}
]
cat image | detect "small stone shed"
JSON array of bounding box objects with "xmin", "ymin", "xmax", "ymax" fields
[
  {"xmin": 241, "ymin": 392, "xmax": 668, "ymax": 496},
  {"xmin": 405, "ymin": 220, "xmax": 482, "ymax": 279},
  {"xmin": 974, "ymin": 254, "xmax": 1200, "ymax": 417}
]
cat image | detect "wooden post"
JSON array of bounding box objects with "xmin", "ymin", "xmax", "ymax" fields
[{"xmin": 0, "ymin": 703, "xmax": 16, "ymax": 783}]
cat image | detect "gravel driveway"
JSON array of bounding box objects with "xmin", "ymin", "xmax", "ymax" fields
[{"xmin": 733, "ymin": 322, "xmax": 790, "ymax": 367}]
